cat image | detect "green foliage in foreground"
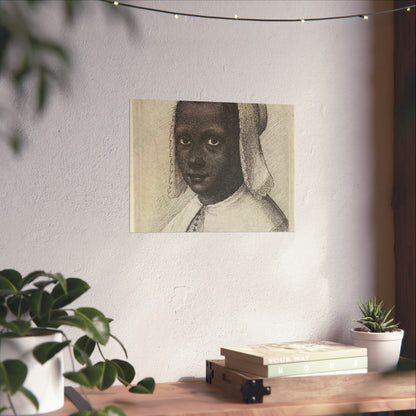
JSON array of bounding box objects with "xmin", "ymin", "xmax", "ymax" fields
[
  {"xmin": 0, "ymin": 0, "xmax": 134, "ymax": 154},
  {"xmin": 0, "ymin": 269, "xmax": 154, "ymax": 415}
]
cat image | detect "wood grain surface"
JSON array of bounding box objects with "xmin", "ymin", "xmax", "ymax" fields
[{"xmin": 49, "ymin": 367, "xmax": 415, "ymax": 416}]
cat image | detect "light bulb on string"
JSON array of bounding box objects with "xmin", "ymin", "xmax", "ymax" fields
[{"xmin": 100, "ymin": 1, "xmax": 416, "ymax": 24}]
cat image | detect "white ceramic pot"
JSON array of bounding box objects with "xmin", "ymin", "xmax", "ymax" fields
[
  {"xmin": 350, "ymin": 328, "xmax": 404, "ymax": 372},
  {"xmin": 0, "ymin": 329, "xmax": 64, "ymax": 415}
]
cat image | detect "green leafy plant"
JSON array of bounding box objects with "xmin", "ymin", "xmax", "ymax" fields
[
  {"xmin": 0, "ymin": 269, "xmax": 155, "ymax": 416},
  {"xmin": 0, "ymin": 0, "xmax": 135, "ymax": 154},
  {"xmin": 353, "ymin": 296, "xmax": 400, "ymax": 333}
]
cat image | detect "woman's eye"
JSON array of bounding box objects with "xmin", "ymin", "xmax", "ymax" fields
[
  {"xmin": 207, "ymin": 137, "xmax": 220, "ymax": 146},
  {"xmin": 178, "ymin": 137, "xmax": 191, "ymax": 146}
]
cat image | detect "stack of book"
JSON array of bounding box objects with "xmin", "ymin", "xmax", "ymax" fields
[{"xmin": 220, "ymin": 341, "xmax": 368, "ymax": 378}]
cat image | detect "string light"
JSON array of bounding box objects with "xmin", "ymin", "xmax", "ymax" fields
[{"xmin": 100, "ymin": 0, "xmax": 415, "ymax": 23}]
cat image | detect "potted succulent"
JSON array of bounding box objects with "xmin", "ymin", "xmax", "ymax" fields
[
  {"xmin": 351, "ymin": 296, "xmax": 404, "ymax": 372},
  {"xmin": 0, "ymin": 269, "xmax": 155, "ymax": 416}
]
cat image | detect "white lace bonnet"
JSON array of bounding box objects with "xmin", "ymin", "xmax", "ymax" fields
[{"xmin": 168, "ymin": 102, "xmax": 274, "ymax": 200}]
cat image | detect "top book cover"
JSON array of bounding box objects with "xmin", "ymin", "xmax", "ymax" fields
[{"xmin": 220, "ymin": 341, "xmax": 367, "ymax": 365}]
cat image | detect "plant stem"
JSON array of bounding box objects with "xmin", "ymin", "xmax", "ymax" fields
[
  {"xmin": 7, "ymin": 393, "xmax": 17, "ymax": 416},
  {"xmin": 97, "ymin": 344, "xmax": 106, "ymax": 361},
  {"xmin": 17, "ymin": 296, "xmax": 22, "ymax": 320},
  {"xmin": 61, "ymin": 332, "xmax": 94, "ymax": 411}
]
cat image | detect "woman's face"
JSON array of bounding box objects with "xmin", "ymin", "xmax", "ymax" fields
[{"xmin": 174, "ymin": 102, "xmax": 243, "ymax": 205}]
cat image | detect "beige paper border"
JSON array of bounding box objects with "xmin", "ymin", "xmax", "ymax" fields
[{"xmin": 130, "ymin": 99, "xmax": 294, "ymax": 232}]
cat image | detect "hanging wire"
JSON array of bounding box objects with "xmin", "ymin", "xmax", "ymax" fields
[{"xmin": 100, "ymin": 1, "xmax": 415, "ymax": 23}]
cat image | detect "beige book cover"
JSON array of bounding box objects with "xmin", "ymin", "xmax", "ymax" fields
[{"xmin": 221, "ymin": 341, "xmax": 368, "ymax": 366}]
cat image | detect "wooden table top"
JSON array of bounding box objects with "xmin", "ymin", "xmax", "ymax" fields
[{"xmin": 49, "ymin": 370, "xmax": 416, "ymax": 416}]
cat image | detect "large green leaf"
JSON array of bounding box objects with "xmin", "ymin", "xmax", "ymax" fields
[
  {"xmin": 52, "ymin": 315, "xmax": 90, "ymax": 334},
  {"xmin": 51, "ymin": 278, "xmax": 90, "ymax": 308},
  {"xmin": 96, "ymin": 406, "xmax": 127, "ymax": 416},
  {"xmin": 128, "ymin": 377, "xmax": 155, "ymax": 394},
  {"xmin": 0, "ymin": 276, "xmax": 19, "ymax": 296},
  {"xmin": 0, "ymin": 270, "xmax": 22, "ymax": 291},
  {"xmin": 69, "ymin": 407, "xmax": 126, "ymax": 416},
  {"xmin": 29, "ymin": 290, "xmax": 53, "ymax": 326},
  {"xmin": 0, "ymin": 319, "xmax": 31, "ymax": 336},
  {"xmin": 94, "ymin": 361, "xmax": 117, "ymax": 391},
  {"xmin": 74, "ymin": 308, "xmax": 110, "ymax": 345},
  {"xmin": 47, "ymin": 309, "xmax": 69, "ymax": 328},
  {"xmin": 29, "ymin": 290, "xmax": 53, "ymax": 318},
  {"xmin": 33, "ymin": 340, "xmax": 71, "ymax": 364},
  {"xmin": 33, "ymin": 280, "xmax": 55, "ymax": 290},
  {"xmin": 73, "ymin": 348, "xmax": 92, "ymax": 368},
  {"xmin": 51, "ymin": 273, "xmax": 67, "ymax": 294},
  {"xmin": 19, "ymin": 386, "xmax": 39, "ymax": 411},
  {"xmin": 22, "ymin": 270, "xmax": 50, "ymax": 287},
  {"xmin": 0, "ymin": 360, "xmax": 27, "ymax": 395},
  {"xmin": 68, "ymin": 412, "xmax": 91, "ymax": 416},
  {"xmin": 0, "ymin": 304, "xmax": 7, "ymax": 321},
  {"xmin": 64, "ymin": 366, "xmax": 102, "ymax": 389},
  {"xmin": 110, "ymin": 359, "xmax": 135, "ymax": 386},
  {"xmin": 54, "ymin": 309, "xmax": 109, "ymax": 345},
  {"xmin": 22, "ymin": 270, "xmax": 67, "ymax": 292},
  {"xmin": 7, "ymin": 295, "xmax": 30, "ymax": 318},
  {"xmin": 74, "ymin": 335, "xmax": 96, "ymax": 365}
]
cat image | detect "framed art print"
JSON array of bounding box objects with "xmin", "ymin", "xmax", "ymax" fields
[{"xmin": 130, "ymin": 99, "xmax": 294, "ymax": 233}]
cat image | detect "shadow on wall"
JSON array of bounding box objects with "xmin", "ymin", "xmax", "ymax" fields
[
  {"xmin": 391, "ymin": 0, "xmax": 415, "ymax": 360},
  {"xmin": 371, "ymin": 4, "xmax": 395, "ymax": 308}
]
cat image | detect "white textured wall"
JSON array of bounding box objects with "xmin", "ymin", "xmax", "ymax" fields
[{"xmin": 0, "ymin": 1, "xmax": 394, "ymax": 382}]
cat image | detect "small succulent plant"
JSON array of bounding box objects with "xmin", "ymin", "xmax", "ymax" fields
[{"xmin": 353, "ymin": 296, "xmax": 400, "ymax": 333}]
